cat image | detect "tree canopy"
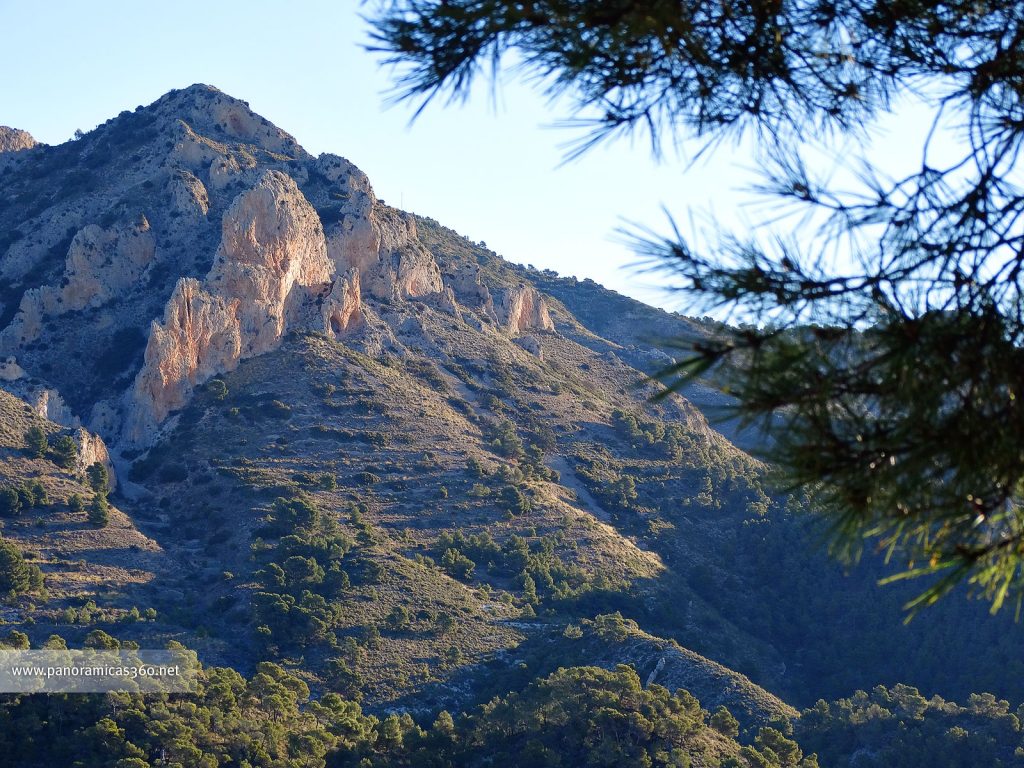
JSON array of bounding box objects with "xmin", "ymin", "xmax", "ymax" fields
[{"xmin": 367, "ymin": 0, "xmax": 1024, "ymax": 612}]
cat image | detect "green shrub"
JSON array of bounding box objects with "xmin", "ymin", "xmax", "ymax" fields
[
  {"xmin": 86, "ymin": 463, "xmax": 109, "ymax": 493},
  {"xmin": 28, "ymin": 481, "xmax": 47, "ymax": 506},
  {"xmin": 711, "ymin": 706, "xmax": 740, "ymax": 738},
  {"xmin": 0, "ymin": 488, "xmax": 22, "ymax": 518},
  {"xmin": 88, "ymin": 494, "xmax": 110, "ymax": 527},
  {"xmin": 0, "ymin": 630, "xmax": 30, "ymax": 649},
  {"xmin": 24, "ymin": 426, "xmax": 47, "ymax": 458},
  {"xmin": 499, "ymin": 485, "xmax": 531, "ymax": 515},
  {"xmin": 49, "ymin": 435, "xmax": 78, "ymax": 468},
  {"xmin": 0, "ymin": 538, "xmax": 44, "ymax": 598},
  {"xmin": 268, "ymin": 400, "xmax": 292, "ymax": 419},
  {"xmin": 83, "ymin": 629, "xmax": 120, "ymax": 649},
  {"xmin": 207, "ymin": 378, "xmax": 229, "ymax": 400},
  {"xmin": 386, "ymin": 605, "xmax": 411, "ymax": 631},
  {"xmin": 440, "ymin": 548, "xmax": 475, "ymax": 580}
]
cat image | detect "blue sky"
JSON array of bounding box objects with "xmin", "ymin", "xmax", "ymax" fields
[{"xmin": 0, "ymin": 1, "xmax": 956, "ymax": 314}]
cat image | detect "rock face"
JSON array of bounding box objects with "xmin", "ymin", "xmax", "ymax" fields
[
  {"xmin": 449, "ymin": 263, "xmax": 497, "ymax": 318},
  {"xmin": 0, "ymin": 126, "xmax": 36, "ymax": 154},
  {"xmin": 515, "ymin": 334, "xmax": 543, "ymax": 359},
  {"xmin": 128, "ymin": 278, "xmax": 242, "ymax": 441},
  {"xmin": 0, "ymin": 293, "xmax": 44, "ymax": 346},
  {"xmin": 60, "ymin": 218, "xmax": 157, "ymax": 311},
  {"xmin": 207, "ymin": 170, "xmax": 333, "ymax": 356},
  {"xmin": 125, "ymin": 170, "xmax": 361, "ymax": 445},
  {"xmin": 30, "ymin": 388, "xmax": 80, "ymax": 428},
  {"xmin": 0, "ymin": 357, "xmax": 25, "ymax": 381},
  {"xmin": 495, "ymin": 284, "xmax": 554, "ymax": 334},
  {"xmin": 0, "ymin": 86, "xmax": 559, "ymax": 452},
  {"xmin": 73, "ymin": 428, "xmax": 117, "ymax": 491},
  {"xmin": 318, "ymin": 154, "xmax": 444, "ymax": 300},
  {"xmin": 287, "ymin": 268, "xmax": 363, "ymax": 337},
  {"xmin": 169, "ymin": 169, "xmax": 209, "ymax": 217},
  {"xmin": 1, "ymin": 218, "xmax": 156, "ymax": 346}
]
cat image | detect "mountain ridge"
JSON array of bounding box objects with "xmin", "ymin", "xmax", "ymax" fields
[{"xmin": 2, "ymin": 85, "xmax": 1024, "ymax": 746}]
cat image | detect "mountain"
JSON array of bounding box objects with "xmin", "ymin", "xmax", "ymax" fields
[{"xmin": 2, "ymin": 85, "xmax": 1024, "ymax": 766}]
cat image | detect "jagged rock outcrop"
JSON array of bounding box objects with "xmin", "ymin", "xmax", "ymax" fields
[
  {"xmin": 128, "ymin": 278, "xmax": 242, "ymax": 440},
  {"xmin": 495, "ymin": 284, "xmax": 554, "ymax": 334},
  {"xmin": 286, "ymin": 268, "xmax": 363, "ymax": 337},
  {"xmin": 59, "ymin": 218, "xmax": 157, "ymax": 311},
  {"xmin": 125, "ymin": 169, "xmax": 362, "ymax": 445},
  {"xmin": 30, "ymin": 388, "xmax": 80, "ymax": 428},
  {"xmin": 72, "ymin": 428, "xmax": 117, "ymax": 490},
  {"xmin": 449, "ymin": 263, "xmax": 497, "ymax": 319},
  {"xmin": 0, "ymin": 357, "xmax": 24, "ymax": 381},
  {"xmin": 318, "ymin": 154, "xmax": 444, "ymax": 300},
  {"xmin": 1, "ymin": 291, "xmax": 45, "ymax": 346},
  {"xmin": 0, "ymin": 126, "xmax": 36, "ymax": 154},
  {"xmin": 0, "ymin": 206, "xmax": 84, "ymax": 284},
  {"xmin": 169, "ymin": 169, "xmax": 209, "ymax": 217},
  {"xmin": 1, "ymin": 218, "xmax": 156, "ymax": 345},
  {"xmin": 207, "ymin": 170, "xmax": 333, "ymax": 355},
  {"xmin": 167, "ymin": 119, "xmax": 227, "ymax": 172},
  {"xmin": 515, "ymin": 334, "xmax": 543, "ymax": 359},
  {"xmin": 437, "ymin": 286, "xmax": 459, "ymax": 316}
]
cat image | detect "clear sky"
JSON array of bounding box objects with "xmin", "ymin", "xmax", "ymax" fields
[{"xmin": 0, "ymin": 1, "xmax": 957, "ymax": 314}]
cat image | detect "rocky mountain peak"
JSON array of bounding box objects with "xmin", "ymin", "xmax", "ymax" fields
[
  {"xmin": 0, "ymin": 86, "xmax": 557, "ymax": 450},
  {"xmin": 149, "ymin": 83, "xmax": 307, "ymax": 159},
  {"xmin": 0, "ymin": 126, "xmax": 36, "ymax": 154}
]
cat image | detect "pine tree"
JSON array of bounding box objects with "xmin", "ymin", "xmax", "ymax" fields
[
  {"xmin": 23, "ymin": 425, "xmax": 47, "ymax": 459},
  {"xmin": 86, "ymin": 462, "xmax": 109, "ymax": 493},
  {"xmin": 50, "ymin": 435, "xmax": 78, "ymax": 469},
  {"xmin": 0, "ymin": 488, "xmax": 21, "ymax": 518},
  {"xmin": 0, "ymin": 538, "xmax": 43, "ymax": 597},
  {"xmin": 88, "ymin": 494, "xmax": 110, "ymax": 528}
]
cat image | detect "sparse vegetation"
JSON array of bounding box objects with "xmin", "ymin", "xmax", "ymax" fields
[
  {"xmin": 23, "ymin": 425, "xmax": 47, "ymax": 458},
  {"xmin": 0, "ymin": 79, "xmax": 1021, "ymax": 768}
]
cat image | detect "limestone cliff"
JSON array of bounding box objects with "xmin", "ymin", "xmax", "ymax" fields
[
  {"xmin": 286, "ymin": 268, "xmax": 363, "ymax": 337},
  {"xmin": 495, "ymin": 283, "xmax": 554, "ymax": 334},
  {"xmin": 125, "ymin": 170, "xmax": 361, "ymax": 445},
  {"xmin": 1, "ymin": 218, "xmax": 156, "ymax": 345},
  {"xmin": 127, "ymin": 278, "xmax": 242, "ymax": 442},
  {"xmin": 448, "ymin": 263, "xmax": 497, "ymax": 319},
  {"xmin": 72, "ymin": 427, "xmax": 118, "ymax": 491},
  {"xmin": 60, "ymin": 218, "xmax": 157, "ymax": 311},
  {"xmin": 0, "ymin": 357, "xmax": 25, "ymax": 382},
  {"xmin": 0, "ymin": 126, "xmax": 36, "ymax": 154},
  {"xmin": 317, "ymin": 154, "xmax": 444, "ymax": 300},
  {"xmin": 169, "ymin": 169, "xmax": 210, "ymax": 217},
  {"xmin": 207, "ymin": 169, "xmax": 333, "ymax": 356},
  {"xmin": 29, "ymin": 388, "xmax": 80, "ymax": 428}
]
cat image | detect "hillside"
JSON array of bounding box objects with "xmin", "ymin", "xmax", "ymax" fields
[{"xmin": 1, "ymin": 85, "xmax": 1023, "ymax": 766}]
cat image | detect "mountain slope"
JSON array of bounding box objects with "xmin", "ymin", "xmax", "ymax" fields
[{"xmin": 1, "ymin": 84, "xmax": 1022, "ymax": 734}]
